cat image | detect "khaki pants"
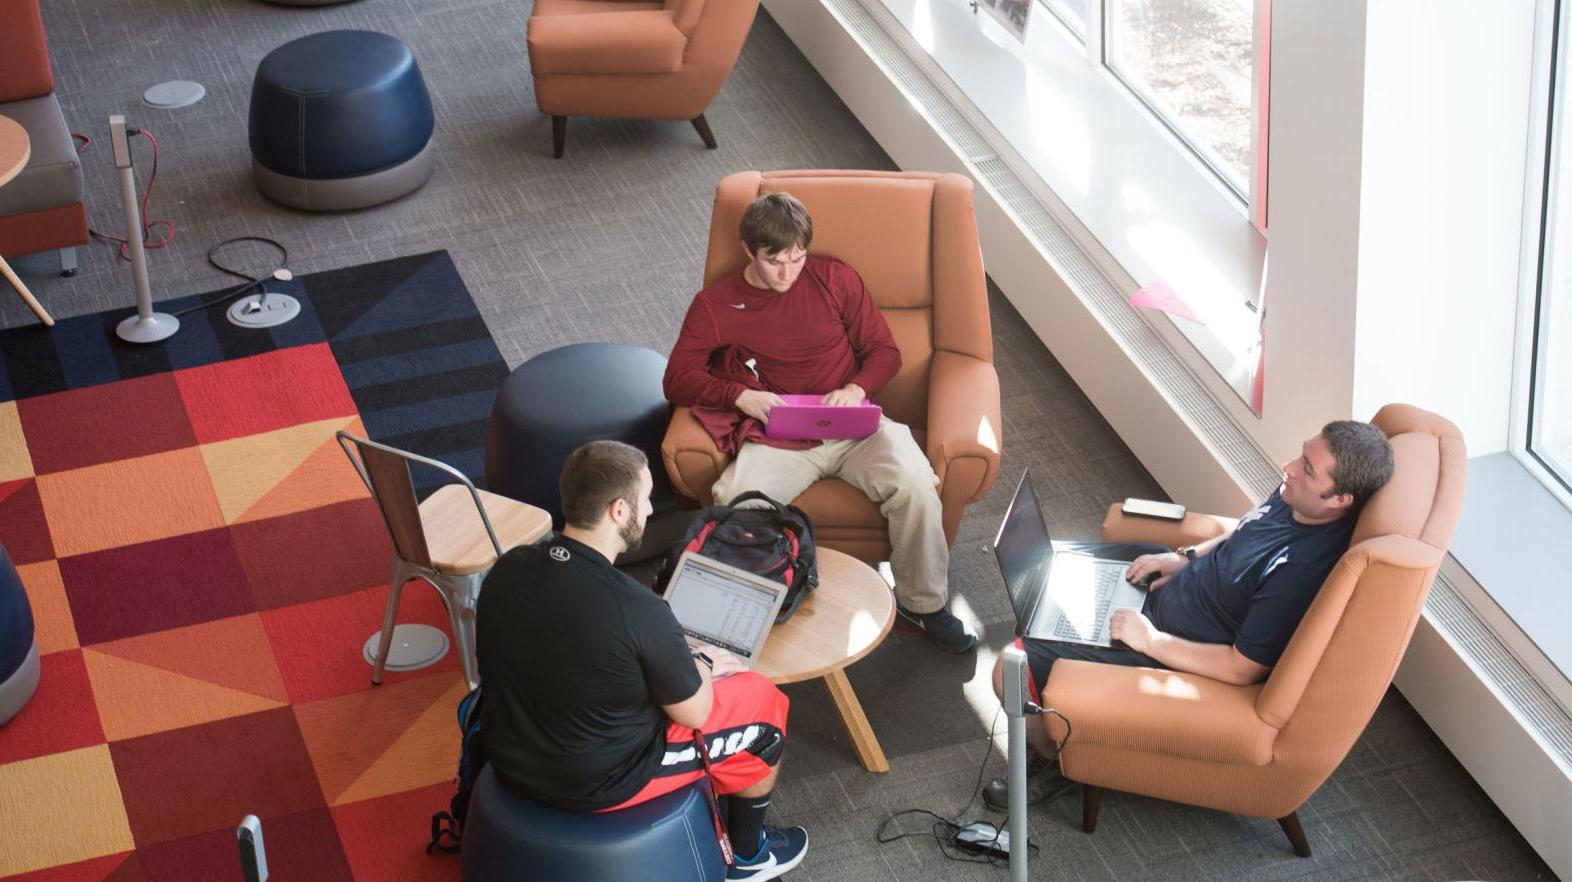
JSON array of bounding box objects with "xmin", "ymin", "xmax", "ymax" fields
[{"xmin": 711, "ymin": 419, "xmax": 949, "ymax": 614}]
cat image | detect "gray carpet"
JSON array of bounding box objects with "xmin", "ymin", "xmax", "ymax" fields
[{"xmin": 5, "ymin": 0, "xmax": 1556, "ymax": 878}]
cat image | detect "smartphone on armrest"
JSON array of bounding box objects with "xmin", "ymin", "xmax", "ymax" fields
[{"xmin": 1121, "ymin": 498, "xmax": 1186, "ymax": 521}]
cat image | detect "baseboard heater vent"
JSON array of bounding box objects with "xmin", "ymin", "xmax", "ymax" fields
[
  {"xmin": 1429, "ymin": 574, "xmax": 1572, "ymax": 766},
  {"xmin": 813, "ymin": 0, "xmax": 1572, "ymax": 774}
]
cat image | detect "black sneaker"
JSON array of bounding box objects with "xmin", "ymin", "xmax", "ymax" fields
[
  {"xmin": 982, "ymin": 751, "xmax": 1073, "ymax": 811},
  {"xmin": 896, "ymin": 604, "xmax": 978, "ymax": 653},
  {"xmin": 727, "ymin": 826, "xmax": 809, "ymax": 880}
]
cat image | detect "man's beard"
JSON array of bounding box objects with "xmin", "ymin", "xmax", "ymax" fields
[{"xmin": 618, "ymin": 516, "xmax": 645, "ymax": 552}]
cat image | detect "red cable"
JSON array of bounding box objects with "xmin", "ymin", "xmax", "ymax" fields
[{"xmin": 73, "ymin": 129, "xmax": 176, "ymax": 261}]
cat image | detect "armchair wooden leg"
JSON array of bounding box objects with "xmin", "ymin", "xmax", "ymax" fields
[
  {"xmin": 1277, "ymin": 812, "xmax": 1312, "ymax": 857},
  {"xmin": 691, "ymin": 113, "xmax": 718, "ymax": 149},
  {"xmin": 552, "ymin": 115, "xmax": 567, "ymax": 159},
  {"xmin": 1082, "ymin": 785, "xmax": 1103, "ymax": 833}
]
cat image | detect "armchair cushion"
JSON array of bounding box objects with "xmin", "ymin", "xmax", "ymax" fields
[
  {"xmin": 661, "ymin": 406, "xmax": 728, "ymax": 504},
  {"xmin": 528, "ymin": 10, "xmax": 687, "ymax": 77},
  {"xmin": 1044, "ymin": 660, "xmax": 1278, "ymax": 767},
  {"xmin": 0, "ymin": 95, "xmax": 82, "ymax": 217},
  {"xmin": 1100, "ymin": 504, "xmax": 1237, "ymax": 548}
]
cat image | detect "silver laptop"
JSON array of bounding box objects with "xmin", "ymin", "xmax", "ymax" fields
[
  {"xmin": 991, "ymin": 471, "xmax": 1148, "ymax": 647},
  {"xmin": 662, "ymin": 552, "xmax": 789, "ymax": 666}
]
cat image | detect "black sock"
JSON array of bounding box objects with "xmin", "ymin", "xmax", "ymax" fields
[{"xmin": 727, "ymin": 792, "xmax": 772, "ymax": 861}]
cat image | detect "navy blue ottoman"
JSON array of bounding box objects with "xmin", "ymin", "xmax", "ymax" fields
[
  {"xmin": 249, "ymin": 30, "xmax": 435, "ymax": 210},
  {"xmin": 461, "ymin": 765, "xmax": 726, "ymax": 882},
  {"xmin": 0, "ymin": 543, "xmax": 40, "ymax": 726},
  {"xmin": 485, "ymin": 342, "xmax": 678, "ymax": 528}
]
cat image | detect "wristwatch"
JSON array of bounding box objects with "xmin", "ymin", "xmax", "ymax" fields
[
  {"xmin": 693, "ymin": 651, "xmax": 714, "ymax": 671},
  {"xmin": 1177, "ymin": 545, "xmax": 1198, "ymax": 562}
]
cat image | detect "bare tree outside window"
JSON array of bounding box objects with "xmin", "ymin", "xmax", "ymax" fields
[{"xmin": 1106, "ymin": 0, "xmax": 1253, "ymax": 194}]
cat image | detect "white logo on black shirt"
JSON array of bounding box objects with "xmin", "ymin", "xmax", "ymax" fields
[{"xmin": 549, "ymin": 546, "xmax": 570, "ymax": 562}]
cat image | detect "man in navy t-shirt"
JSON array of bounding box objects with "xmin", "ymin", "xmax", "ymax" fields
[{"xmin": 983, "ymin": 420, "xmax": 1394, "ymax": 810}]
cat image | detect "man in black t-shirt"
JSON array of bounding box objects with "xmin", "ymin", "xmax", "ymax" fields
[
  {"xmin": 983, "ymin": 420, "xmax": 1395, "ymax": 810},
  {"xmin": 476, "ymin": 440, "xmax": 807, "ymax": 880}
]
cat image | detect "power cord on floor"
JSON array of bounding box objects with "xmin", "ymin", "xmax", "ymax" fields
[
  {"xmin": 170, "ymin": 237, "xmax": 292, "ymax": 317},
  {"xmin": 73, "ymin": 129, "xmax": 174, "ymax": 259},
  {"xmin": 873, "ymin": 699, "xmax": 1073, "ymax": 866}
]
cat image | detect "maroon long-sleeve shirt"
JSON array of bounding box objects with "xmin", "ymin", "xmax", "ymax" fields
[{"xmin": 663, "ymin": 255, "xmax": 902, "ymax": 410}]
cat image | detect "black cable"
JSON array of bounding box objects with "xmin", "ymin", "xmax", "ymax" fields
[{"xmin": 170, "ymin": 237, "xmax": 290, "ymax": 317}]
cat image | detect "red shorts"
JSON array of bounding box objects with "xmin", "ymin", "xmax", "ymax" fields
[{"xmin": 603, "ymin": 671, "xmax": 789, "ymax": 812}]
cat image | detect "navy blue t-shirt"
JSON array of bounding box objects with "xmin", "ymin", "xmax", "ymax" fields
[{"xmin": 1142, "ymin": 490, "xmax": 1354, "ymax": 667}]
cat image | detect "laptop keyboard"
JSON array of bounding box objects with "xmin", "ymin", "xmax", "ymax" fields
[{"xmin": 1050, "ymin": 564, "xmax": 1125, "ymax": 642}]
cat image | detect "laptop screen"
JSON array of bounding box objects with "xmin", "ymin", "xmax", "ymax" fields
[
  {"xmin": 666, "ymin": 556, "xmax": 780, "ymax": 658},
  {"xmin": 992, "ymin": 471, "xmax": 1055, "ymax": 630}
]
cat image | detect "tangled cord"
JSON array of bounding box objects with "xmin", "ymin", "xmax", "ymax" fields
[
  {"xmin": 873, "ymin": 703, "xmax": 1071, "ymax": 865},
  {"xmin": 73, "ymin": 130, "xmax": 174, "ymax": 260}
]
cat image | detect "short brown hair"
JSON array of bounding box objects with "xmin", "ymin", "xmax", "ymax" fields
[
  {"xmin": 739, "ymin": 192, "xmax": 813, "ymax": 256},
  {"xmin": 1321, "ymin": 421, "xmax": 1394, "ymax": 512},
  {"xmin": 558, "ymin": 441, "xmax": 647, "ymax": 530}
]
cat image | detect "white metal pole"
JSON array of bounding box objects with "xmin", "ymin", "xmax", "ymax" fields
[{"xmin": 111, "ymin": 114, "xmax": 177, "ymax": 344}]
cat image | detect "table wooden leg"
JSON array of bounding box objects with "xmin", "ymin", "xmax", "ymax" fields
[
  {"xmin": 0, "ymin": 255, "xmax": 53, "ymax": 326},
  {"xmin": 824, "ymin": 668, "xmax": 889, "ymax": 773}
]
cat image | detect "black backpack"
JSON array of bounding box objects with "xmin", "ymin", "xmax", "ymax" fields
[
  {"xmin": 427, "ymin": 685, "xmax": 485, "ymax": 854},
  {"xmin": 666, "ymin": 491, "xmax": 818, "ymax": 624}
]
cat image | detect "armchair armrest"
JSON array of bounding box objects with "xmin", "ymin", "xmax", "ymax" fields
[
  {"xmin": 661, "ymin": 406, "xmax": 731, "ymax": 505},
  {"xmin": 528, "ymin": 10, "xmax": 687, "ymax": 77},
  {"xmin": 1042, "ymin": 660, "xmax": 1277, "ymax": 767},
  {"xmin": 924, "ymin": 350, "xmax": 1001, "ymax": 504},
  {"xmin": 1100, "ymin": 504, "xmax": 1237, "ymax": 547}
]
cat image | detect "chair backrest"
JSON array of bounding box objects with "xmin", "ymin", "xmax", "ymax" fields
[
  {"xmin": 1254, "ymin": 405, "xmax": 1466, "ymax": 772},
  {"xmin": 671, "ymin": 0, "xmax": 758, "ymax": 70},
  {"xmin": 704, "ymin": 170, "xmax": 991, "ymax": 429},
  {"xmin": 0, "ymin": 0, "xmax": 56, "ymax": 104},
  {"xmin": 338, "ymin": 433, "xmax": 434, "ymax": 568}
]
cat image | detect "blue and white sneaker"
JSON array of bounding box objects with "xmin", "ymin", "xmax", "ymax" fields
[{"xmin": 727, "ymin": 826, "xmax": 809, "ymax": 880}]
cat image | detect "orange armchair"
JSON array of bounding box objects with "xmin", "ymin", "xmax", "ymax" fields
[
  {"xmin": 526, "ymin": 0, "xmax": 760, "ymax": 158},
  {"xmin": 661, "ymin": 170, "xmax": 1002, "ymax": 562},
  {"xmin": 1042, "ymin": 404, "xmax": 1466, "ymax": 856}
]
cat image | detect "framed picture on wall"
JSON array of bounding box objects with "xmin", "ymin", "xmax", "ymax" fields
[{"xmin": 979, "ymin": 0, "xmax": 1032, "ymax": 41}]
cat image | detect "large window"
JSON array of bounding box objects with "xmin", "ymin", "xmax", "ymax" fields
[
  {"xmin": 1105, "ymin": 0, "xmax": 1254, "ymax": 197},
  {"xmin": 1532, "ymin": 0, "xmax": 1572, "ymax": 494}
]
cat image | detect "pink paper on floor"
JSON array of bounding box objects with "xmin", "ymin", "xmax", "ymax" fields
[{"xmin": 1131, "ymin": 279, "xmax": 1204, "ymax": 325}]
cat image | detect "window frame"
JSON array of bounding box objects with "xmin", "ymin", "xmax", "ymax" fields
[{"xmin": 1514, "ymin": 0, "xmax": 1572, "ymax": 510}]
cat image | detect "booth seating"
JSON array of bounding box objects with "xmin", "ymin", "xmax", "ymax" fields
[
  {"xmin": 0, "ymin": 0, "xmax": 88, "ymax": 281},
  {"xmin": 249, "ymin": 30, "xmax": 435, "ymax": 211},
  {"xmin": 485, "ymin": 342, "xmax": 679, "ymax": 550},
  {"xmin": 0, "ymin": 543, "xmax": 40, "ymax": 726},
  {"xmin": 461, "ymin": 765, "xmax": 726, "ymax": 882}
]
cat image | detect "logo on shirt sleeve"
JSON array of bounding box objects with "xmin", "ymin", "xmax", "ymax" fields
[{"xmin": 549, "ymin": 546, "xmax": 571, "ymax": 562}]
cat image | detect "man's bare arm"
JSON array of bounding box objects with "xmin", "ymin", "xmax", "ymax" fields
[{"xmin": 1108, "ymin": 609, "xmax": 1269, "ymax": 686}]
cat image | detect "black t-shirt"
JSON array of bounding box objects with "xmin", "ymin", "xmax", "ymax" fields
[
  {"xmin": 1142, "ymin": 490, "xmax": 1355, "ymax": 667},
  {"xmin": 475, "ymin": 535, "xmax": 703, "ymax": 812}
]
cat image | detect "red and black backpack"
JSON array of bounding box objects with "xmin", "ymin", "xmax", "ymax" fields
[{"xmin": 665, "ymin": 491, "xmax": 818, "ymax": 624}]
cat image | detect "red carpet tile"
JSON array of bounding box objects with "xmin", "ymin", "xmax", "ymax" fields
[{"xmin": 0, "ymin": 335, "xmax": 472, "ymax": 881}]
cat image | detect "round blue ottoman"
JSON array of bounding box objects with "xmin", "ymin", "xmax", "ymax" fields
[
  {"xmin": 0, "ymin": 544, "xmax": 40, "ymax": 726},
  {"xmin": 485, "ymin": 342, "xmax": 678, "ymax": 528},
  {"xmin": 461, "ymin": 765, "xmax": 726, "ymax": 882},
  {"xmin": 249, "ymin": 30, "xmax": 435, "ymax": 211}
]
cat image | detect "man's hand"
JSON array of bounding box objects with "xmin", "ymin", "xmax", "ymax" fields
[
  {"xmin": 736, "ymin": 389, "xmax": 785, "ymax": 422},
  {"xmin": 1125, "ymin": 552, "xmax": 1187, "ymax": 591},
  {"xmin": 820, "ymin": 383, "xmax": 866, "ymax": 407},
  {"xmin": 1108, "ymin": 608, "xmax": 1160, "ymax": 654},
  {"xmin": 706, "ymin": 648, "xmax": 747, "ymax": 679}
]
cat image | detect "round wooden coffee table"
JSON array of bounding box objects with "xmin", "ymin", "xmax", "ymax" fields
[
  {"xmin": 754, "ymin": 548, "xmax": 895, "ymax": 773},
  {"xmin": 0, "ymin": 115, "xmax": 54, "ymax": 326}
]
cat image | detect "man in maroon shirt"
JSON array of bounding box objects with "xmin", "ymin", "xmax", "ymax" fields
[{"xmin": 664, "ymin": 193, "xmax": 976, "ymax": 653}]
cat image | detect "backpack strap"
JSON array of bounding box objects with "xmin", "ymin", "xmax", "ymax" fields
[
  {"xmin": 725, "ymin": 490, "xmax": 790, "ymax": 514},
  {"xmin": 693, "ymin": 730, "xmax": 735, "ymax": 867}
]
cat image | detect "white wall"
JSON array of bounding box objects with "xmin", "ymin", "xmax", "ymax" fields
[{"xmin": 1350, "ymin": 1, "xmax": 1535, "ymax": 455}]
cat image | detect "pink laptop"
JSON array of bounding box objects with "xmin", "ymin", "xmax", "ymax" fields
[{"xmin": 765, "ymin": 394, "xmax": 882, "ymax": 440}]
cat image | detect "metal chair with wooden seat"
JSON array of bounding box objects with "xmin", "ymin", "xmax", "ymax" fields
[{"xmin": 336, "ymin": 431, "xmax": 552, "ymax": 690}]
